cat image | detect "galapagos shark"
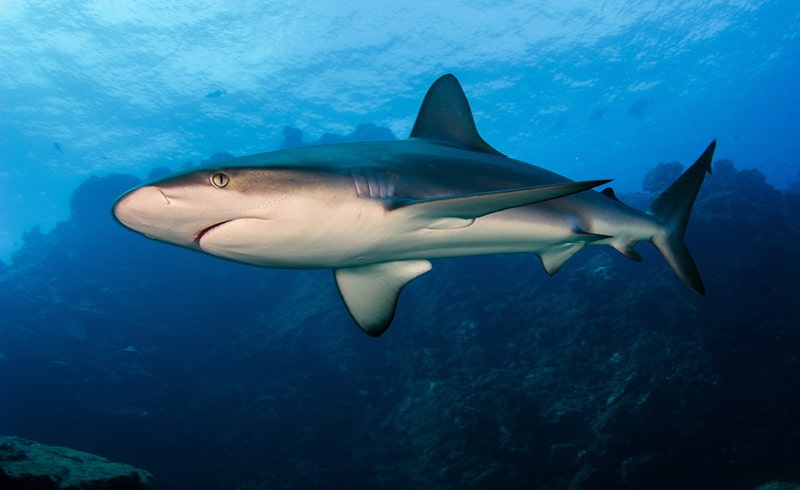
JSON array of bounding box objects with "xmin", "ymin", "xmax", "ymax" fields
[{"xmin": 113, "ymin": 74, "xmax": 714, "ymax": 336}]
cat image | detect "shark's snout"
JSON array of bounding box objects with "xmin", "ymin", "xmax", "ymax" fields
[
  {"xmin": 113, "ymin": 184, "xmax": 232, "ymax": 248},
  {"xmin": 113, "ymin": 186, "xmax": 171, "ymax": 233}
]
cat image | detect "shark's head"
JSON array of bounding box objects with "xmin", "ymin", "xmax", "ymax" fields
[
  {"xmin": 113, "ymin": 163, "xmax": 361, "ymax": 267},
  {"xmin": 113, "ymin": 167, "xmax": 275, "ymax": 249}
]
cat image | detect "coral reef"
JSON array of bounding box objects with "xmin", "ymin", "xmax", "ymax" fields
[{"xmin": 0, "ymin": 156, "xmax": 798, "ymax": 489}]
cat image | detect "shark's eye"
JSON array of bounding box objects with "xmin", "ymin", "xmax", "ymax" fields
[{"xmin": 210, "ymin": 172, "xmax": 230, "ymax": 188}]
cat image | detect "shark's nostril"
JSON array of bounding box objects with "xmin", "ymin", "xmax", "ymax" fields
[{"xmin": 159, "ymin": 190, "xmax": 172, "ymax": 206}]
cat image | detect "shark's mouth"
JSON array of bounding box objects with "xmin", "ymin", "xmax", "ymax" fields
[
  {"xmin": 193, "ymin": 217, "xmax": 274, "ymax": 266},
  {"xmin": 194, "ymin": 220, "xmax": 234, "ymax": 244}
]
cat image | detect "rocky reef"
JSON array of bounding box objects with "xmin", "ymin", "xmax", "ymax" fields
[
  {"xmin": 0, "ymin": 145, "xmax": 798, "ymax": 489},
  {"xmin": 0, "ymin": 435, "xmax": 153, "ymax": 489}
]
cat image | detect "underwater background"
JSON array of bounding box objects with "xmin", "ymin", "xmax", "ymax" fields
[{"xmin": 1, "ymin": 1, "xmax": 799, "ymax": 489}]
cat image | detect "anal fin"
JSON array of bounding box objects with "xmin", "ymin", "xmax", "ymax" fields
[
  {"xmin": 334, "ymin": 260, "xmax": 432, "ymax": 337},
  {"xmin": 613, "ymin": 241, "xmax": 644, "ymax": 262}
]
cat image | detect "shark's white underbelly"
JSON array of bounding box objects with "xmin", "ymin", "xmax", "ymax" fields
[{"xmin": 196, "ymin": 199, "xmax": 655, "ymax": 269}]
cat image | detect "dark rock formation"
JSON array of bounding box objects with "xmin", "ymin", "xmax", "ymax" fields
[
  {"xmin": 0, "ymin": 145, "xmax": 798, "ymax": 489},
  {"xmin": 280, "ymin": 122, "xmax": 397, "ymax": 149},
  {"xmin": 753, "ymin": 483, "xmax": 800, "ymax": 490},
  {"xmin": 0, "ymin": 435, "xmax": 153, "ymax": 490}
]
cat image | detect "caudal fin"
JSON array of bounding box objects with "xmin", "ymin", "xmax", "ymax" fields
[{"xmin": 648, "ymin": 140, "xmax": 715, "ymax": 295}]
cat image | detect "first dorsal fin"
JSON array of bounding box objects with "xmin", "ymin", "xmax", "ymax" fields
[{"xmin": 410, "ymin": 74, "xmax": 503, "ymax": 156}]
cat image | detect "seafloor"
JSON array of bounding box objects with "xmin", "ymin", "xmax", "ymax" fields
[{"xmin": 0, "ymin": 149, "xmax": 798, "ymax": 489}]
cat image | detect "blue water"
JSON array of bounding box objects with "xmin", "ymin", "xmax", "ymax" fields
[{"xmin": 1, "ymin": 2, "xmax": 799, "ymax": 489}]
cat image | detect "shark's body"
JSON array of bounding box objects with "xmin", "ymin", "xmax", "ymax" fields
[{"xmin": 114, "ymin": 74, "xmax": 714, "ymax": 336}]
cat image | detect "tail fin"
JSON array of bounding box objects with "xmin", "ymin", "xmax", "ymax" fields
[{"xmin": 648, "ymin": 140, "xmax": 715, "ymax": 295}]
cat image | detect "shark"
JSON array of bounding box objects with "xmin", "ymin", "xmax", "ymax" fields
[{"xmin": 113, "ymin": 74, "xmax": 714, "ymax": 337}]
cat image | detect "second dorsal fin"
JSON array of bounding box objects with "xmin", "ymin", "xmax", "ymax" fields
[{"xmin": 601, "ymin": 187, "xmax": 620, "ymax": 201}]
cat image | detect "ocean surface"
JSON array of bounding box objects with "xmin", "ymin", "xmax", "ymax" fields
[{"xmin": 1, "ymin": 2, "xmax": 799, "ymax": 489}]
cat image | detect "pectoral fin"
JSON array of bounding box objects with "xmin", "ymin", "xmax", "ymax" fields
[
  {"xmin": 392, "ymin": 180, "xmax": 609, "ymax": 221},
  {"xmin": 334, "ymin": 260, "xmax": 432, "ymax": 337}
]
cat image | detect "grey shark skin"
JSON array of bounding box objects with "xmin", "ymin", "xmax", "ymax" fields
[{"xmin": 114, "ymin": 74, "xmax": 714, "ymax": 336}]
